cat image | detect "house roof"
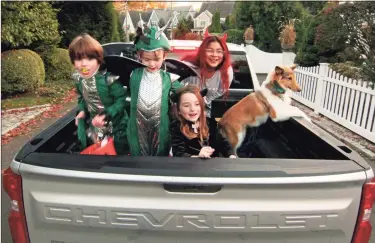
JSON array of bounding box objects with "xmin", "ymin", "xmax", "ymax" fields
[
  {"xmin": 155, "ymin": 6, "xmax": 195, "ymax": 22},
  {"xmin": 128, "ymin": 7, "xmax": 196, "ymax": 30},
  {"xmin": 154, "ymin": 9, "xmax": 173, "ymax": 24},
  {"xmin": 172, "ymin": 5, "xmax": 194, "ymax": 20},
  {"xmin": 195, "ymin": 2, "xmax": 234, "ymax": 19},
  {"xmin": 128, "ymin": 11, "xmax": 153, "ymax": 28}
]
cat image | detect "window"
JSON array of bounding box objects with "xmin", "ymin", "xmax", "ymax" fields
[
  {"xmin": 230, "ymin": 51, "xmax": 252, "ymax": 89},
  {"xmin": 151, "ymin": 21, "xmax": 158, "ymax": 27},
  {"xmin": 200, "ymin": 20, "xmax": 206, "ymax": 27}
]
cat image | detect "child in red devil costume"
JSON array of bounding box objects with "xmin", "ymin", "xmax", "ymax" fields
[{"xmin": 180, "ymin": 29, "xmax": 234, "ymax": 156}]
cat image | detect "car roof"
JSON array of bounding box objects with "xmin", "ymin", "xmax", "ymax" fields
[
  {"xmin": 103, "ymin": 41, "xmax": 246, "ymax": 53},
  {"xmin": 168, "ymin": 40, "xmax": 246, "ymax": 52}
]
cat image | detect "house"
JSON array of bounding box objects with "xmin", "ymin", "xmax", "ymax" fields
[
  {"xmin": 198, "ymin": 2, "xmax": 234, "ymax": 19},
  {"xmin": 119, "ymin": 11, "xmax": 136, "ymax": 35},
  {"xmin": 173, "ymin": 5, "xmax": 196, "ymax": 21},
  {"xmin": 119, "ymin": 11, "xmax": 154, "ymax": 36},
  {"xmin": 192, "ymin": 10, "xmax": 213, "ymax": 35},
  {"xmin": 192, "ymin": 2, "xmax": 235, "ymax": 35},
  {"xmin": 123, "ymin": 6, "xmax": 195, "ymax": 37},
  {"xmin": 128, "ymin": 11, "xmax": 153, "ymax": 33}
]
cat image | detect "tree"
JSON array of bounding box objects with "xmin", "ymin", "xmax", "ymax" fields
[
  {"xmin": 294, "ymin": 4, "xmax": 325, "ymax": 66},
  {"xmin": 57, "ymin": 2, "xmax": 121, "ymax": 48},
  {"xmin": 174, "ymin": 19, "xmax": 190, "ymax": 39},
  {"xmin": 301, "ymin": 1, "xmax": 327, "ymax": 15},
  {"xmin": 227, "ymin": 13, "xmax": 237, "ymax": 30},
  {"xmin": 294, "ymin": 13, "xmax": 321, "ymax": 66},
  {"xmin": 224, "ymin": 16, "xmax": 230, "ymax": 30},
  {"xmin": 208, "ymin": 10, "xmax": 223, "ymax": 33},
  {"xmin": 107, "ymin": 3, "xmax": 121, "ymax": 42},
  {"xmin": 234, "ymin": 1, "xmax": 303, "ymax": 52},
  {"xmin": 317, "ymin": 2, "xmax": 375, "ymax": 83},
  {"xmin": 314, "ymin": 2, "xmax": 347, "ymax": 63},
  {"xmin": 113, "ymin": 1, "xmax": 166, "ymax": 12},
  {"xmin": 158, "ymin": 18, "xmax": 169, "ymax": 37},
  {"xmin": 185, "ymin": 15, "xmax": 194, "ymax": 31},
  {"xmin": 1, "ymin": 2, "xmax": 60, "ymax": 50}
]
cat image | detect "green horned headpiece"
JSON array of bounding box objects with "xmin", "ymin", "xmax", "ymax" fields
[{"xmin": 135, "ymin": 12, "xmax": 179, "ymax": 52}]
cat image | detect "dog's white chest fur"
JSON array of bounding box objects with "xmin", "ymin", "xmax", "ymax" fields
[
  {"xmin": 260, "ymin": 88, "xmax": 311, "ymax": 122},
  {"xmin": 253, "ymin": 113, "xmax": 269, "ymax": 126}
]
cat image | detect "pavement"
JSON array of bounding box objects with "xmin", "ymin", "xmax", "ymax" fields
[
  {"xmin": 1, "ymin": 104, "xmax": 52, "ymax": 135},
  {"xmin": 1, "ymin": 99, "xmax": 375, "ymax": 242}
]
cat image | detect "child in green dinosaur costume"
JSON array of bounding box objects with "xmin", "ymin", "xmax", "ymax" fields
[
  {"xmin": 69, "ymin": 34, "xmax": 128, "ymax": 155},
  {"xmin": 127, "ymin": 15, "xmax": 182, "ymax": 156}
]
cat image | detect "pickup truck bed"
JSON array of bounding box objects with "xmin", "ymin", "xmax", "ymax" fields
[{"xmin": 8, "ymin": 104, "xmax": 374, "ymax": 243}]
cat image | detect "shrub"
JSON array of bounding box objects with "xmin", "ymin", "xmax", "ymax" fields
[
  {"xmin": 279, "ymin": 18, "xmax": 300, "ymax": 50},
  {"xmin": 329, "ymin": 62, "xmax": 365, "ymax": 81},
  {"xmin": 225, "ymin": 29, "xmax": 244, "ymax": 45},
  {"xmin": 36, "ymin": 85, "xmax": 56, "ymax": 97},
  {"xmin": 129, "ymin": 33, "xmax": 136, "ymax": 42},
  {"xmin": 22, "ymin": 49, "xmax": 45, "ymax": 87},
  {"xmin": 183, "ymin": 32, "xmax": 201, "ymax": 40},
  {"xmin": 37, "ymin": 82, "xmax": 73, "ymax": 97},
  {"xmin": 1, "ymin": 49, "xmax": 45, "ymax": 95},
  {"xmin": 244, "ymin": 25, "xmax": 254, "ymax": 41},
  {"xmin": 40, "ymin": 47, "xmax": 74, "ymax": 84}
]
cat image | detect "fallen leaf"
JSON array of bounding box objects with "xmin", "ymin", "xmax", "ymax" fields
[{"xmin": 2, "ymin": 88, "xmax": 77, "ymax": 144}]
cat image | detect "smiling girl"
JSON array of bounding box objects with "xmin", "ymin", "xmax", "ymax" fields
[
  {"xmin": 171, "ymin": 85, "xmax": 236, "ymax": 158},
  {"xmin": 180, "ymin": 30, "xmax": 234, "ymax": 157},
  {"xmin": 69, "ymin": 33, "xmax": 128, "ymax": 154},
  {"xmin": 181, "ymin": 30, "xmax": 233, "ymax": 118}
]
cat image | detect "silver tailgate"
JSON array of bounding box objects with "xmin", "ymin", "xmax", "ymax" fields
[{"xmin": 17, "ymin": 157, "xmax": 366, "ymax": 243}]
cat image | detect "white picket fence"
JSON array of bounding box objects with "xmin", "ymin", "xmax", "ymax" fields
[{"xmin": 292, "ymin": 63, "xmax": 375, "ymax": 143}]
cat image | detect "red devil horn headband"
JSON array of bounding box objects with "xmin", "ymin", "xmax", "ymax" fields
[{"xmin": 203, "ymin": 29, "xmax": 228, "ymax": 43}]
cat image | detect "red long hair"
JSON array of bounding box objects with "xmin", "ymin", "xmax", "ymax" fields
[
  {"xmin": 181, "ymin": 36, "xmax": 232, "ymax": 95},
  {"xmin": 175, "ymin": 85, "xmax": 209, "ymax": 142}
]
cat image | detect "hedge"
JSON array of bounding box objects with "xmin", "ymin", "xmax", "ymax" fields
[
  {"xmin": 40, "ymin": 47, "xmax": 74, "ymax": 83},
  {"xmin": 225, "ymin": 29, "xmax": 244, "ymax": 45},
  {"xmin": 1, "ymin": 49, "xmax": 45, "ymax": 94}
]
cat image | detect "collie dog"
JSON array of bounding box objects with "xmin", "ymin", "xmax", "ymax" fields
[{"xmin": 218, "ymin": 64, "xmax": 311, "ymax": 154}]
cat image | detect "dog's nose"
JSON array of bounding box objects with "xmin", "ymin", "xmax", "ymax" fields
[{"xmin": 297, "ymin": 88, "xmax": 302, "ymax": 92}]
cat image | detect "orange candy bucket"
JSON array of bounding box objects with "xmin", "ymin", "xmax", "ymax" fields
[{"xmin": 80, "ymin": 137, "xmax": 117, "ymax": 155}]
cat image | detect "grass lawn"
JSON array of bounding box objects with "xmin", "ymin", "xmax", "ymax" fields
[
  {"xmin": 2, "ymin": 95, "xmax": 52, "ymax": 110},
  {"xmin": 2, "ymin": 82, "xmax": 75, "ymax": 110}
]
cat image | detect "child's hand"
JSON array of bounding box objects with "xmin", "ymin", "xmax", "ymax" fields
[
  {"xmin": 75, "ymin": 111, "xmax": 86, "ymax": 126},
  {"xmin": 198, "ymin": 146, "xmax": 215, "ymax": 158},
  {"xmin": 92, "ymin": 114, "xmax": 107, "ymax": 128}
]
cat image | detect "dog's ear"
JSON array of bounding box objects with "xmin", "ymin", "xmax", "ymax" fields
[
  {"xmin": 275, "ymin": 66, "xmax": 284, "ymax": 75},
  {"xmin": 290, "ymin": 64, "xmax": 297, "ymax": 70}
]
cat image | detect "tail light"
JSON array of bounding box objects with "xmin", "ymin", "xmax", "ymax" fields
[
  {"xmin": 352, "ymin": 178, "xmax": 375, "ymax": 243},
  {"xmin": 3, "ymin": 167, "xmax": 30, "ymax": 243}
]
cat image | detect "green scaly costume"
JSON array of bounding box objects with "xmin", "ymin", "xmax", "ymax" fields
[
  {"xmin": 75, "ymin": 70, "xmax": 128, "ymax": 155},
  {"xmin": 127, "ymin": 23, "xmax": 182, "ymax": 156}
]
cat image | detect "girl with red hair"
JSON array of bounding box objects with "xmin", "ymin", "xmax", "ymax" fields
[
  {"xmin": 181, "ymin": 34, "xmax": 233, "ymax": 117},
  {"xmin": 180, "ymin": 31, "xmax": 234, "ymax": 155}
]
